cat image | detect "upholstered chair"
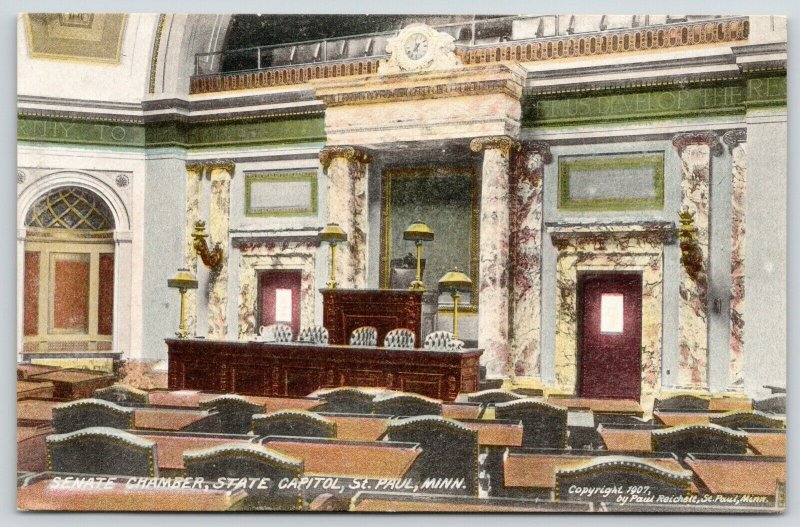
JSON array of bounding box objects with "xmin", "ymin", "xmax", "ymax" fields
[
  {"xmin": 297, "ymin": 326, "xmax": 329, "ymax": 345},
  {"xmin": 259, "ymin": 323, "xmax": 293, "ymax": 343},
  {"xmin": 423, "ymin": 330, "xmax": 464, "ymax": 351},
  {"xmin": 349, "ymin": 326, "xmax": 378, "ymax": 347},
  {"xmin": 383, "ymin": 328, "xmax": 416, "ymax": 349}
]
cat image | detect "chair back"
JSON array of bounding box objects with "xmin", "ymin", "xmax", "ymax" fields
[
  {"xmin": 384, "ymin": 328, "xmax": 416, "ymax": 349},
  {"xmin": 349, "ymin": 326, "xmax": 378, "ymax": 347},
  {"xmin": 297, "ymin": 326, "xmax": 329, "ymax": 344}
]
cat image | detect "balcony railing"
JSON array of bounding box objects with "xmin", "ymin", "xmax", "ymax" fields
[{"xmin": 195, "ymin": 15, "xmax": 729, "ymax": 76}]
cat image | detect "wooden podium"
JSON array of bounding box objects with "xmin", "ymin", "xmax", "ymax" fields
[{"xmin": 322, "ymin": 289, "xmax": 434, "ymax": 346}]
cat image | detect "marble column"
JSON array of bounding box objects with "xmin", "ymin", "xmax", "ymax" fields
[
  {"xmin": 470, "ymin": 136, "xmax": 517, "ymax": 379},
  {"xmin": 319, "ymin": 146, "xmax": 371, "ymax": 289},
  {"xmin": 671, "ymin": 132, "xmax": 722, "ymax": 389},
  {"xmin": 206, "ymin": 161, "xmax": 235, "ymax": 339},
  {"xmin": 183, "ymin": 162, "xmax": 203, "ymax": 337},
  {"xmin": 723, "ymin": 129, "xmax": 747, "ymax": 392},
  {"xmin": 509, "ymin": 142, "xmax": 551, "ymax": 381}
]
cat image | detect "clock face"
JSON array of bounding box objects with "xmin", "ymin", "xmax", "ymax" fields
[{"xmin": 403, "ymin": 33, "xmax": 429, "ymax": 61}]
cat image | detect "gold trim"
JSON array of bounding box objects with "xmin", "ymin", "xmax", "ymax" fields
[
  {"xmin": 148, "ymin": 14, "xmax": 167, "ymax": 94},
  {"xmin": 380, "ymin": 167, "xmax": 480, "ymax": 313}
]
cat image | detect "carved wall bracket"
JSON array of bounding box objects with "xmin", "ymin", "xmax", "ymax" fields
[
  {"xmin": 678, "ymin": 209, "xmax": 704, "ymax": 283},
  {"xmin": 192, "ymin": 220, "xmax": 224, "ymax": 272}
]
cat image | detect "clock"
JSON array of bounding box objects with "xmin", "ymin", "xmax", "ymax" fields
[
  {"xmin": 403, "ymin": 32, "xmax": 430, "ymax": 61},
  {"xmin": 380, "ymin": 23, "xmax": 462, "ymax": 74}
]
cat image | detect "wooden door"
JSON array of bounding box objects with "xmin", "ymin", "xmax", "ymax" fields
[
  {"xmin": 578, "ymin": 273, "xmax": 642, "ymax": 400},
  {"xmin": 258, "ymin": 270, "xmax": 301, "ymax": 338}
]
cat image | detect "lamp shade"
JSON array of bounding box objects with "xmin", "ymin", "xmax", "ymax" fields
[
  {"xmin": 403, "ymin": 221, "xmax": 434, "ymax": 242},
  {"xmin": 438, "ymin": 267, "xmax": 472, "ymax": 291},
  {"xmin": 319, "ymin": 223, "xmax": 348, "ymax": 243},
  {"xmin": 168, "ymin": 268, "xmax": 198, "ymax": 290}
]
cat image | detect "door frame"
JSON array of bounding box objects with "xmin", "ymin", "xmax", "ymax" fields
[
  {"xmin": 576, "ymin": 271, "xmax": 643, "ymax": 400},
  {"xmin": 256, "ymin": 268, "xmax": 303, "ymax": 337}
]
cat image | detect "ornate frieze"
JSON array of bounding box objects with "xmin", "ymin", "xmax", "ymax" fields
[{"xmin": 190, "ymin": 17, "xmax": 749, "ymax": 94}]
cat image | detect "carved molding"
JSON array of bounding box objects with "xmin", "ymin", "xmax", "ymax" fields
[
  {"xmin": 185, "ymin": 160, "xmax": 236, "ymax": 178},
  {"xmin": 671, "ymin": 132, "xmax": 723, "ymax": 157},
  {"xmin": 722, "ymin": 129, "xmax": 748, "ymax": 152},
  {"xmin": 319, "ymin": 146, "xmax": 372, "ymax": 169},
  {"xmin": 470, "ymin": 135, "xmax": 520, "ymax": 156}
]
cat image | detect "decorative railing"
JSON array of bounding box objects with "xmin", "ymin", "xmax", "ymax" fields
[{"xmin": 190, "ymin": 15, "xmax": 748, "ymax": 95}]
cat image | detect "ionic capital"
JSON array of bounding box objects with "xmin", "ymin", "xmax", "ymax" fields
[
  {"xmin": 319, "ymin": 146, "xmax": 371, "ymax": 169},
  {"xmin": 185, "ymin": 160, "xmax": 236, "ymax": 178},
  {"xmin": 722, "ymin": 129, "xmax": 747, "ymax": 153},
  {"xmin": 671, "ymin": 132, "xmax": 723, "ymax": 157},
  {"xmin": 470, "ymin": 135, "xmax": 520, "ymax": 156},
  {"xmin": 522, "ymin": 141, "xmax": 553, "ymax": 170}
]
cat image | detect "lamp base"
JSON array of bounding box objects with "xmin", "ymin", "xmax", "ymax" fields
[
  {"xmin": 326, "ymin": 281, "xmax": 339, "ymax": 289},
  {"xmin": 408, "ymin": 280, "xmax": 426, "ymax": 291}
]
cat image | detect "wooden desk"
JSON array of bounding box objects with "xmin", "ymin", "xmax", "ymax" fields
[
  {"xmin": 17, "ymin": 400, "xmax": 60, "ymax": 425},
  {"xmin": 18, "ymin": 477, "xmax": 244, "ymax": 511},
  {"xmin": 17, "ymin": 381, "xmax": 55, "ymax": 401},
  {"xmin": 262, "ymin": 438, "xmax": 420, "ymax": 479},
  {"xmin": 598, "ymin": 427, "xmax": 653, "ymax": 452},
  {"xmin": 136, "ymin": 433, "xmax": 255, "ymax": 472},
  {"xmin": 504, "ymin": 452, "xmax": 687, "ymax": 491},
  {"xmin": 322, "ymin": 289, "xmax": 425, "ymax": 346},
  {"xmin": 326, "ymin": 416, "xmax": 522, "ymax": 446},
  {"xmin": 17, "ymin": 364, "xmax": 59, "ymax": 380},
  {"xmin": 133, "ymin": 408, "xmax": 218, "ymax": 432},
  {"xmin": 17, "ymin": 425, "xmax": 53, "ymax": 472},
  {"xmin": 686, "ymin": 456, "xmax": 785, "ymax": 497},
  {"xmin": 27, "ymin": 369, "xmax": 114, "ymax": 400},
  {"xmin": 167, "ymin": 339, "xmax": 481, "ymax": 402},
  {"xmin": 547, "ymin": 397, "xmax": 644, "ymax": 417},
  {"xmin": 350, "ymin": 493, "xmax": 592, "ymax": 512},
  {"xmin": 654, "ymin": 411, "xmax": 711, "ymax": 427},
  {"xmin": 747, "ymin": 432, "xmax": 786, "ymax": 457}
]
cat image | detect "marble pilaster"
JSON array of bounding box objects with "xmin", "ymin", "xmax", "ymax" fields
[
  {"xmin": 183, "ymin": 162, "xmax": 203, "ymax": 336},
  {"xmin": 672, "ymin": 132, "xmax": 722, "ymax": 390},
  {"xmin": 320, "ymin": 146, "xmax": 370, "ymax": 289},
  {"xmin": 723, "ymin": 129, "xmax": 747, "ymax": 392},
  {"xmin": 206, "ymin": 161, "xmax": 235, "ymax": 340},
  {"xmin": 509, "ymin": 142, "xmax": 551, "ymax": 380},
  {"xmin": 470, "ymin": 136, "xmax": 517, "ymax": 379}
]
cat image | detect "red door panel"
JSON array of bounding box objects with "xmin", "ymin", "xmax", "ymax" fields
[
  {"xmin": 259, "ymin": 270, "xmax": 302, "ymax": 338},
  {"xmin": 578, "ymin": 273, "xmax": 642, "ymax": 400}
]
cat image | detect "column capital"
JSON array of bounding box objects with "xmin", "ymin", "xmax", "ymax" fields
[
  {"xmin": 185, "ymin": 160, "xmax": 236, "ymax": 177},
  {"xmin": 521, "ymin": 141, "xmax": 553, "ymax": 168},
  {"xmin": 470, "ymin": 135, "xmax": 520, "ymax": 156},
  {"xmin": 722, "ymin": 129, "xmax": 747, "ymax": 152},
  {"xmin": 319, "ymin": 146, "xmax": 371, "ymax": 169},
  {"xmin": 671, "ymin": 132, "xmax": 723, "ymax": 157}
]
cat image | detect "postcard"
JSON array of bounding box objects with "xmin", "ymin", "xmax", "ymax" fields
[{"xmin": 16, "ymin": 13, "xmax": 786, "ymax": 512}]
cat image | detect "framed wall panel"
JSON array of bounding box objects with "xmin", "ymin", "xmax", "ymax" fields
[
  {"xmin": 244, "ymin": 171, "xmax": 318, "ymax": 217},
  {"xmin": 558, "ymin": 152, "xmax": 665, "ymax": 211}
]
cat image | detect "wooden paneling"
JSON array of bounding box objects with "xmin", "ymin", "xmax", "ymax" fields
[
  {"xmin": 98, "ymin": 253, "xmax": 114, "ymax": 335},
  {"xmin": 24, "ymin": 252, "xmax": 39, "ymax": 336},
  {"xmin": 322, "ymin": 289, "xmax": 424, "ymax": 345},
  {"xmin": 51, "ymin": 254, "xmax": 90, "ymax": 333}
]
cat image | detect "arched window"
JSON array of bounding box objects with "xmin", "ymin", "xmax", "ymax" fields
[{"xmin": 23, "ymin": 186, "xmax": 116, "ymax": 360}]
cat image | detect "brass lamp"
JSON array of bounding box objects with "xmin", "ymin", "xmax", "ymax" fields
[
  {"xmin": 319, "ymin": 223, "xmax": 348, "ymax": 289},
  {"xmin": 403, "ymin": 221, "xmax": 434, "ymax": 291},
  {"xmin": 168, "ymin": 268, "xmax": 199, "ymax": 338},
  {"xmin": 438, "ymin": 267, "xmax": 472, "ymax": 339}
]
